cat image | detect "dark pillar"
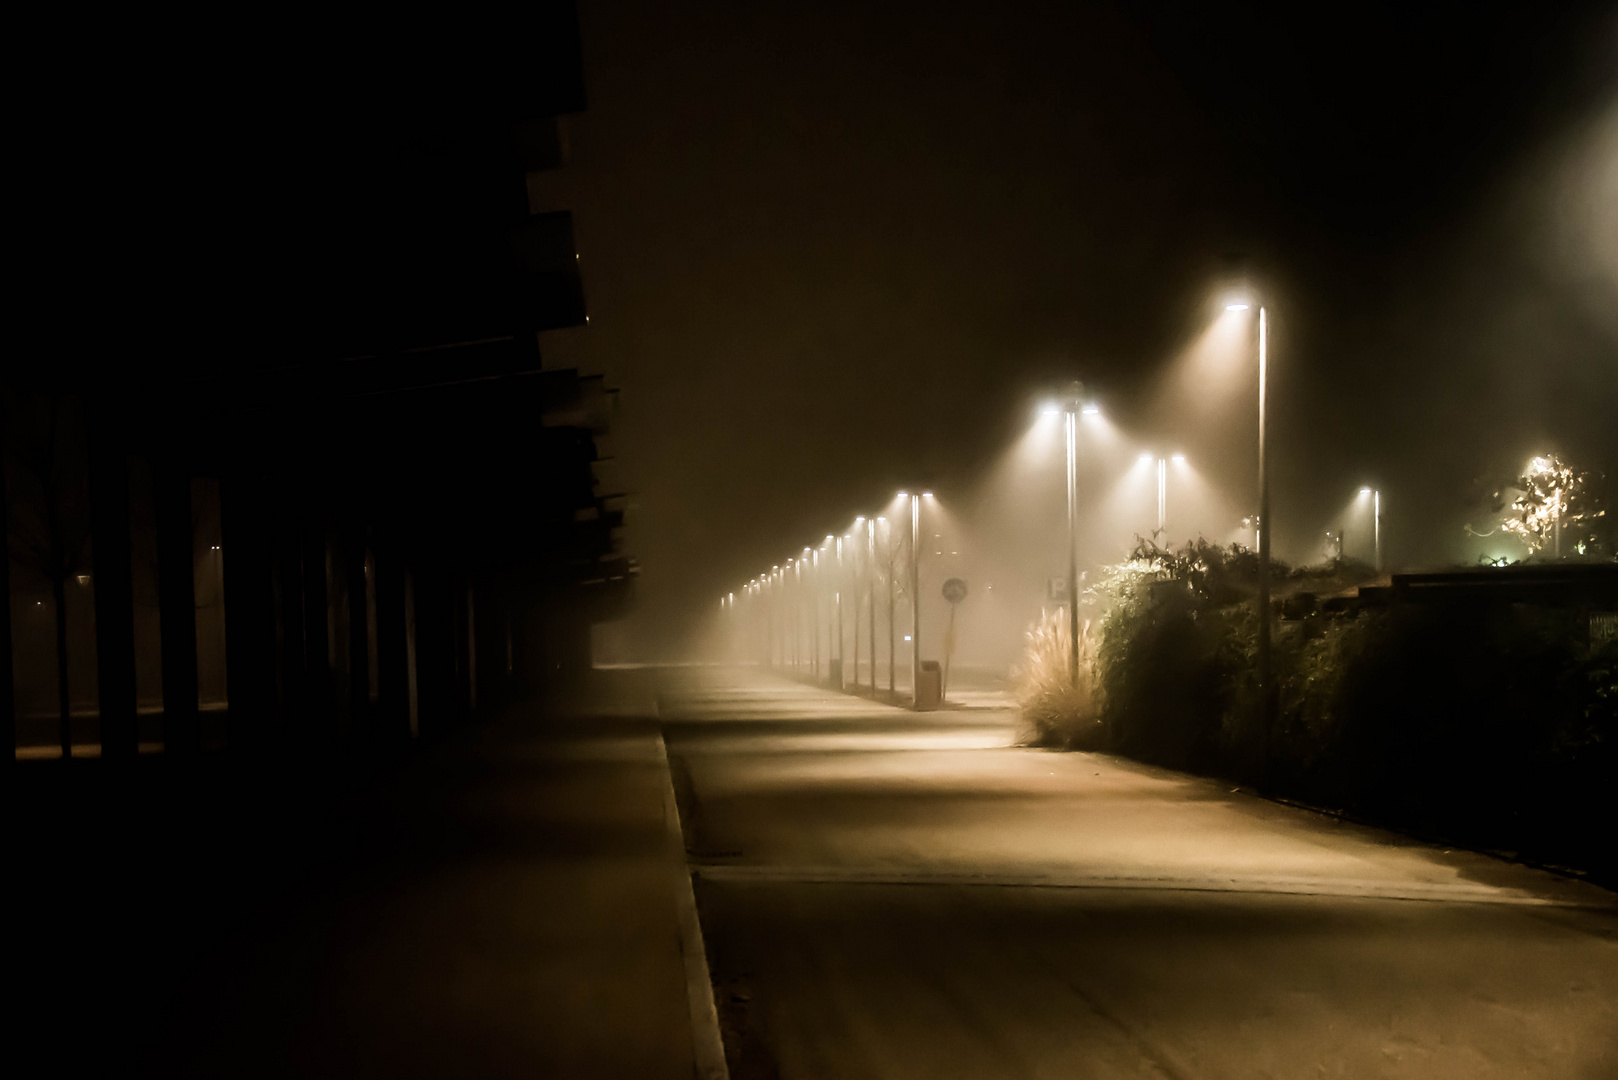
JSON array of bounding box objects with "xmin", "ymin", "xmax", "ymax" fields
[
  {"xmin": 0, "ymin": 450, "xmax": 14, "ymax": 769},
  {"xmin": 275, "ymin": 488, "xmax": 306, "ymax": 748},
  {"xmin": 222, "ymin": 470, "xmax": 277, "ymax": 760},
  {"xmin": 473, "ymin": 578, "xmax": 505, "ymax": 711},
  {"xmin": 374, "ymin": 538, "xmax": 411, "ymax": 748},
  {"xmin": 155, "ymin": 466, "xmax": 199, "ymax": 757},
  {"xmin": 301, "ymin": 514, "xmax": 332, "ymax": 751},
  {"xmin": 413, "ymin": 566, "xmax": 457, "ymax": 739},
  {"xmin": 87, "ymin": 408, "xmax": 137, "ymax": 760},
  {"xmin": 344, "ymin": 522, "xmax": 371, "ymax": 753}
]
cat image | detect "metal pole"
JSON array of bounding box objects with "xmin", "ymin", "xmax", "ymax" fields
[
  {"xmin": 836, "ymin": 539, "xmax": 844, "ymax": 689},
  {"xmin": 867, "ymin": 521, "xmax": 876, "ymax": 693},
  {"xmin": 1157, "ymin": 457, "xmax": 1167, "ymax": 536},
  {"xmin": 887, "ymin": 520, "xmax": 896, "ymax": 695},
  {"xmin": 1373, "ymin": 490, "xmax": 1382, "ymax": 573},
  {"xmin": 1257, "ymin": 305, "xmax": 1274, "ymax": 782},
  {"xmin": 1066, "ymin": 410, "xmax": 1079, "ymax": 688},
  {"xmin": 851, "ymin": 534, "xmax": 860, "ymax": 690},
  {"xmin": 911, "ymin": 494, "xmax": 921, "ymax": 704},
  {"xmin": 1554, "ymin": 487, "xmax": 1562, "ymax": 557},
  {"xmin": 812, "ymin": 553, "xmax": 821, "ymax": 680}
]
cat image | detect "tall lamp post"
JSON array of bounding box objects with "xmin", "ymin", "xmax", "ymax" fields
[
  {"xmin": 1056, "ymin": 385, "xmax": 1092, "ymax": 688},
  {"xmin": 1230, "ymin": 300, "xmax": 1275, "ymax": 779},
  {"xmin": 850, "ymin": 523, "xmax": 863, "ymax": 689},
  {"xmin": 1359, "ymin": 487, "xmax": 1381, "ymax": 572},
  {"xmin": 835, "ymin": 537, "xmax": 845, "ymax": 689},
  {"xmin": 812, "ymin": 548, "xmax": 822, "ymax": 680},
  {"xmin": 881, "ymin": 516, "xmax": 896, "ymax": 695},
  {"xmin": 866, "ymin": 518, "xmax": 877, "ymax": 693},
  {"xmin": 906, "ymin": 492, "xmax": 923, "ymax": 704}
]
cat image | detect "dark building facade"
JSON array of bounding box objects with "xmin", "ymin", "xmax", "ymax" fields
[{"xmin": 3, "ymin": 4, "xmax": 631, "ymax": 765}]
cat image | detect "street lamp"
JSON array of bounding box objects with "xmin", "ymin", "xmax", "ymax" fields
[
  {"xmin": 867, "ymin": 518, "xmax": 880, "ymax": 693},
  {"xmin": 877, "ymin": 515, "xmax": 892, "ymax": 695},
  {"xmin": 835, "ymin": 536, "xmax": 845, "ymax": 688},
  {"xmin": 1227, "ymin": 298, "xmax": 1275, "ymax": 780},
  {"xmin": 1359, "ymin": 487, "xmax": 1382, "ymax": 572},
  {"xmin": 1049, "ymin": 385, "xmax": 1091, "ymax": 687},
  {"xmin": 906, "ymin": 491, "xmax": 924, "ymax": 704},
  {"xmin": 849, "ymin": 524, "xmax": 863, "ymax": 689}
]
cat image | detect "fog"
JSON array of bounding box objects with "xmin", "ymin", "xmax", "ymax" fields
[{"xmin": 568, "ymin": 2, "xmax": 1617, "ymax": 666}]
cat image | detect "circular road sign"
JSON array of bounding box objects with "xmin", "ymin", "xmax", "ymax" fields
[{"xmin": 942, "ymin": 577, "xmax": 968, "ymax": 604}]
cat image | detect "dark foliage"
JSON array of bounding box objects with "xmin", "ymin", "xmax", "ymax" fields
[{"xmin": 1094, "ymin": 538, "xmax": 1618, "ymax": 883}]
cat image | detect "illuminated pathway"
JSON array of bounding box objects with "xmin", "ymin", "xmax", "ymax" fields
[{"xmin": 661, "ymin": 666, "xmax": 1618, "ymax": 1079}]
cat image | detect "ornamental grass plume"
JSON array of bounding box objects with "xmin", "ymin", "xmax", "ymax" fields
[{"xmin": 1013, "ymin": 609, "xmax": 1104, "ymax": 749}]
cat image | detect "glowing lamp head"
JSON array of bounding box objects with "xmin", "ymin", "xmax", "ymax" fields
[
  {"xmin": 1226, "ymin": 302, "xmax": 1250, "ymax": 311},
  {"xmin": 922, "ymin": 491, "xmax": 934, "ymax": 498},
  {"xmin": 1040, "ymin": 403, "xmax": 1061, "ymax": 418},
  {"xmin": 1081, "ymin": 405, "xmax": 1099, "ymax": 415},
  {"xmin": 1140, "ymin": 453, "xmax": 1154, "ymax": 464},
  {"xmin": 1171, "ymin": 454, "xmax": 1185, "ymax": 464},
  {"xmin": 1360, "ymin": 487, "xmax": 1372, "ymax": 496}
]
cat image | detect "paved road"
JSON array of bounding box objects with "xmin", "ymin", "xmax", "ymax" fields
[{"xmin": 661, "ymin": 666, "xmax": 1618, "ymax": 1080}]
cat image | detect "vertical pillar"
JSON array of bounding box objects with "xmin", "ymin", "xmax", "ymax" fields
[
  {"xmin": 301, "ymin": 513, "xmax": 332, "ymax": 751},
  {"xmin": 344, "ymin": 521, "xmax": 371, "ymax": 752},
  {"xmin": 222, "ymin": 470, "xmax": 277, "ymax": 760},
  {"xmin": 0, "ymin": 448, "xmax": 14, "ymax": 768},
  {"xmin": 155, "ymin": 465, "xmax": 199, "ymax": 757},
  {"xmin": 373, "ymin": 537, "xmax": 411, "ymax": 747},
  {"xmin": 87, "ymin": 405, "xmax": 137, "ymax": 759},
  {"xmin": 275, "ymin": 491, "xmax": 306, "ymax": 746}
]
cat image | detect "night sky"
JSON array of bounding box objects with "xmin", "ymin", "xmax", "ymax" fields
[{"xmin": 528, "ymin": 1, "xmax": 1618, "ymax": 657}]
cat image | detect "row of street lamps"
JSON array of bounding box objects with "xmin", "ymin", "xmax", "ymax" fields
[
  {"xmin": 723, "ymin": 492, "xmax": 937, "ymax": 703},
  {"xmin": 728, "ymin": 292, "xmax": 1382, "ymax": 751}
]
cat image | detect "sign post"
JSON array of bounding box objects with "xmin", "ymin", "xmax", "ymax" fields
[{"xmin": 940, "ymin": 578, "xmax": 967, "ymax": 702}]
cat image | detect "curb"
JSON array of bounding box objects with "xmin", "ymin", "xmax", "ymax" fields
[{"xmin": 654, "ymin": 726, "xmax": 730, "ymax": 1080}]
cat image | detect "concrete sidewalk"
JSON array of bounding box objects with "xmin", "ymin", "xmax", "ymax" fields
[{"xmin": 145, "ymin": 668, "xmax": 704, "ymax": 1079}]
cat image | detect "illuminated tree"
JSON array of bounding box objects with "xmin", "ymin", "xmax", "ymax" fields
[{"xmin": 1496, "ymin": 454, "xmax": 1611, "ymax": 557}]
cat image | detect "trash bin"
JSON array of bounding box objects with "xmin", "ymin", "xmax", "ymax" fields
[{"xmin": 914, "ymin": 660, "xmax": 942, "ymax": 710}]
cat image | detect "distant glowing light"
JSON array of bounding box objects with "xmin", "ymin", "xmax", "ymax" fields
[
  {"xmin": 1040, "ymin": 404, "xmax": 1061, "ymax": 418},
  {"xmin": 1171, "ymin": 454, "xmax": 1186, "ymax": 464},
  {"xmin": 1139, "ymin": 453, "xmax": 1154, "ymax": 463},
  {"xmin": 896, "ymin": 491, "xmax": 908, "ymax": 498},
  {"xmin": 1360, "ymin": 487, "xmax": 1372, "ymax": 495},
  {"xmin": 922, "ymin": 491, "xmax": 934, "ymax": 498},
  {"xmin": 1226, "ymin": 302, "xmax": 1250, "ymax": 311},
  {"xmin": 1081, "ymin": 405, "xmax": 1099, "ymax": 415},
  {"xmin": 904, "ymin": 635, "xmax": 912, "ymax": 641}
]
